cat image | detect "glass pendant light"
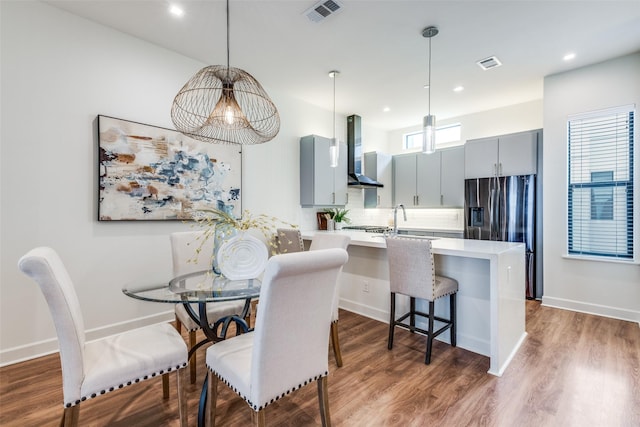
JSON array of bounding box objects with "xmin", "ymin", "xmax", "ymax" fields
[
  {"xmin": 422, "ymin": 26, "xmax": 438, "ymax": 154},
  {"xmin": 329, "ymin": 70, "xmax": 340, "ymax": 168}
]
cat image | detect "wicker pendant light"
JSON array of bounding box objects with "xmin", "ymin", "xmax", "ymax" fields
[{"xmin": 171, "ymin": 0, "xmax": 280, "ymax": 145}]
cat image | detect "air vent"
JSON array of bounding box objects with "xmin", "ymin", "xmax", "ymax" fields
[
  {"xmin": 304, "ymin": 0, "xmax": 343, "ymax": 23},
  {"xmin": 476, "ymin": 56, "xmax": 502, "ymax": 70}
]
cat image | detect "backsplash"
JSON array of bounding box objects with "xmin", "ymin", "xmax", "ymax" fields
[{"xmin": 300, "ymin": 188, "xmax": 464, "ymax": 231}]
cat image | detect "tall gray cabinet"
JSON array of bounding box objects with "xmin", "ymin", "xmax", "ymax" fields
[{"xmin": 300, "ymin": 135, "xmax": 348, "ymax": 207}]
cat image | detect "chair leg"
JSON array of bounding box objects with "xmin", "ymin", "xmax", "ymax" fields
[
  {"xmin": 388, "ymin": 292, "xmax": 396, "ymax": 350},
  {"xmin": 207, "ymin": 370, "xmax": 218, "ymax": 427},
  {"xmin": 450, "ymin": 293, "xmax": 457, "ymax": 347},
  {"xmin": 175, "ymin": 315, "xmax": 182, "ymax": 334},
  {"xmin": 176, "ymin": 367, "xmax": 188, "ymax": 427},
  {"xmin": 162, "ymin": 374, "xmax": 170, "ymax": 399},
  {"xmin": 251, "ymin": 409, "xmax": 266, "ymax": 427},
  {"xmin": 317, "ymin": 376, "xmax": 332, "ymax": 427},
  {"xmin": 189, "ymin": 330, "xmax": 197, "ymax": 383},
  {"xmin": 60, "ymin": 405, "xmax": 80, "ymax": 427},
  {"xmin": 425, "ymin": 301, "xmax": 435, "ymax": 365},
  {"xmin": 409, "ymin": 297, "xmax": 416, "ymax": 332},
  {"xmin": 330, "ymin": 321, "xmax": 343, "ymax": 367}
]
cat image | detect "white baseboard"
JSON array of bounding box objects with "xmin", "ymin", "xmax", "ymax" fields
[
  {"xmin": 0, "ymin": 310, "xmax": 174, "ymax": 367},
  {"xmin": 541, "ymin": 296, "xmax": 640, "ymax": 325}
]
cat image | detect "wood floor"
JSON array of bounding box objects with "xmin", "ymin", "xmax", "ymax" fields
[{"xmin": 1, "ymin": 301, "xmax": 638, "ymax": 426}]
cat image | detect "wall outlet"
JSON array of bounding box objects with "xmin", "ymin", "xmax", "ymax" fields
[{"xmin": 362, "ymin": 280, "xmax": 370, "ymax": 293}]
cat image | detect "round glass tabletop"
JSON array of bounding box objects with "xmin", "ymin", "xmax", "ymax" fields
[{"xmin": 123, "ymin": 270, "xmax": 261, "ymax": 303}]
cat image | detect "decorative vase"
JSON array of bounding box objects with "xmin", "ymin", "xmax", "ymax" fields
[
  {"xmin": 335, "ymin": 221, "xmax": 343, "ymax": 230},
  {"xmin": 212, "ymin": 223, "xmax": 237, "ymax": 275}
]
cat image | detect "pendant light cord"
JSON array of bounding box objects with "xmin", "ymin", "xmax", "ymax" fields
[
  {"xmin": 226, "ymin": 0, "xmax": 230, "ymax": 76},
  {"xmin": 333, "ymin": 73, "xmax": 336, "ymax": 140},
  {"xmin": 427, "ymin": 35, "xmax": 432, "ymax": 116}
]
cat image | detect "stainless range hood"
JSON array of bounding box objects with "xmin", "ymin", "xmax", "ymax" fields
[{"xmin": 347, "ymin": 114, "xmax": 384, "ymax": 188}]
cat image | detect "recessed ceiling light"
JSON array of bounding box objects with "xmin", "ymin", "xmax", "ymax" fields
[
  {"xmin": 563, "ymin": 52, "xmax": 576, "ymax": 61},
  {"xmin": 453, "ymin": 86, "xmax": 464, "ymax": 92},
  {"xmin": 169, "ymin": 4, "xmax": 184, "ymax": 17},
  {"xmin": 383, "ymin": 107, "xmax": 390, "ymax": 112}
]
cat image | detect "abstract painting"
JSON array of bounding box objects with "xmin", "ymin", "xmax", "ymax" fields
[{"xmin": 98, "ymin": 115, "xmax": 241, "ymax": 221}]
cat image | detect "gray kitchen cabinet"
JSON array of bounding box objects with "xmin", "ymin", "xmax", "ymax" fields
[
  {"xmin": 300, "ymin": 135, "xmax": 348, "ymax": 207},
  {"xmin": 393, "ymin": 146, "xmax": 464, "ymax": 208},
  {"xmin": 393, "ymin": 153, "xmax": 418, "ymax": 206},
  {"xmin": 439, "ymin": 147, "xmax": 465, "ymax": 207},
  {"xmin": 363, "ymin": 151, "xmax": 392, "ymax": 208},
  {"xmin": 465, "ymin": 129, "xmax": 540, "ymax": 179}
]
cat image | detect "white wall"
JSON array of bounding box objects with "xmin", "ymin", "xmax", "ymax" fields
[
  {"xmin": 0, "ymin": 1, "xmax": 338, "ymax": 364},
  {"xmin": 542, "ymin": 53, "xmax": 640, "ymax": 322}
]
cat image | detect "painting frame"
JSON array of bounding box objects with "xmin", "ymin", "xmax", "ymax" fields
[{"xmin": 98, "ymin": 115, "xmax": 242, "ymax": 221}]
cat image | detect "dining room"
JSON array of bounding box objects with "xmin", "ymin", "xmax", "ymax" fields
[{"xmin": 2, "ymin": 1, "xmax": 640, "ymax": 426}]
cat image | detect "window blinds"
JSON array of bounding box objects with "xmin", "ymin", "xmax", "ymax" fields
[{"xmin": 567, "ymin": 105, "xmax": 635, "ymax": 259}]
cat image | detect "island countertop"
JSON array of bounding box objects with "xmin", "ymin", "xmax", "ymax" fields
[{"xmin": 301, "ymin": 230, "xmax": 525, "ymax": 258}]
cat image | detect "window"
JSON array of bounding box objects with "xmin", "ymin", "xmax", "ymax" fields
[
  {"xmin": 567, "ymin": 105, "xmax": 635, "ymax": 260},
  {"xmin": 404, "ymin": 123, "xmax": 461, "ymax": 150},
  {"xmin": 590, "ymin": 171, "xmax": 613, "ymax": 220}
]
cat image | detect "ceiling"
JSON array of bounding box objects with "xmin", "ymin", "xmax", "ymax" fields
[{"xmin": 45, "ymin": 0, "xmax": 640, "ymax": 131}]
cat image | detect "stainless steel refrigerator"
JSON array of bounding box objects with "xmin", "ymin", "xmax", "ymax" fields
[{"xmin": 464, "ymin": 175, "xmax": 537, "ymax": 299}]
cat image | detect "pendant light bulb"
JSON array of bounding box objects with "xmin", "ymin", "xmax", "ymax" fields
[
  {"xmin": 329, "ymin": 138, "xmax": 339, "ymax": 168},
  {"xmin": 421, "ymin": 26, "xmax": 438, "ymax": 154},
  {"xmin": 422, "ymin": 115, "xmax": 436, "ymax": 154},
  {"xmin": 329, "ymin": 70, "xmax": 340, "ymax": 168}
]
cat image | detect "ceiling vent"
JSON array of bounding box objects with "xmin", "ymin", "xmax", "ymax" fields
[
  {"xmin": 304, "ymin": 0, "xmax": 343, "ymax": 23},
  {"xmin": 476, "ymin": 56, "xmax": 502, "ymax": 70}
]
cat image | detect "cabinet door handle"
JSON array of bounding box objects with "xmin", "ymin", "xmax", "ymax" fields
[
  {"xmin": 377, "ymin": 195, "xmax": 380, "ymax": 206},
  {"xmin": 346, "ymin": 193, "xmax": 349, "ymax": 204},
  {"xmin": 332, "ymin": 192, "xmax": 335, "ymax": 204},
  {"xmin": 415, "ymin": 195, "xmax": 419, "ymax": 206},
  {"xmin": 441, "ymin": 194, "xmax": 444, "ymax": 206},
  {"xmin": 493, "ymin": 163, "xmax": 497, "ymax": 176},
  {"xmin": 499, "ymin": 163, "xmax": 503, "ymax": 176}
]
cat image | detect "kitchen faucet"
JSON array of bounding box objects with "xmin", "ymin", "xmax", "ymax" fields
[{"xmin": 393, "ymin": 204, "xmax": 406, "ymax": 234}]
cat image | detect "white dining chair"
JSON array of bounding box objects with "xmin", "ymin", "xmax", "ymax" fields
[
  {"xmin": 171, "ymin": 231, "xmax": 248, "ymax": 383},
  {"xmin": 205, "ymin": 248, "xmax": 349, "ymax": 426},
  {"xmin": 385, "ymin": 236, "xmax": 458, "ymax": 364},
  {"xmin": 309, "ymin": 233, "xmax": 351, "ymax": 367},
  {"xmin": 18, "ymin": 246, "xmax": 189, "ymax": 427}
]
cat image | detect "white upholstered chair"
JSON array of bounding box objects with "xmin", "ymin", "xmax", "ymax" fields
[
  {"xmin": 18, "ymin": 247, "xmax": 189, "ymax": 427},
  {"xmin": 205, "ymin": 248, "xmax": 349, "ymax": 426},
  {"xmin": 385, "ymin": 236, "xmax": 458, "ymax": 364},
  {"xmin": 308, "ymin": 233, "xmax": 351, "ymax": 367},
  {"xmin": 171, "ymin": 231, "xmax": 248, "ymax": 383}
]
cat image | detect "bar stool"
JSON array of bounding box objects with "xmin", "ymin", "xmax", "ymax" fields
[{"xmin": 385, "ymin": 236, "xmax": 458, "ymax": 364}]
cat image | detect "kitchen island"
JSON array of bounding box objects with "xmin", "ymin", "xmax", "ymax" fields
[{"xmin": 301, "ymin": 230, "xmax": 527, "ymax": 376}]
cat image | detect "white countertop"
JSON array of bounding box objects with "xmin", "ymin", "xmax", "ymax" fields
[{"xmin": 301, "ymin": 230, "xmax": 525, "ymax": 259}]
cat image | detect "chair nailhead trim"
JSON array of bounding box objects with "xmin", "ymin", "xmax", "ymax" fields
[
  {"xmin": 207, "ymin": 366, "xmax": 328, "ymax": 411},
  {"xmin": 64, "ymin": 364, "xmax": 188, "ymax": 408}
]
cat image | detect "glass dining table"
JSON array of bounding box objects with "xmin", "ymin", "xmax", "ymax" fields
[{"xmin": 123, "ymin": 270, "xmax": 261, "ymax": 427}]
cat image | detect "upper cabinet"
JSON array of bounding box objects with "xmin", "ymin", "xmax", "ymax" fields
[
  {"xmin": 465, "ymin": 129, "xmax": 540, "ymax": 178},
  {"xmin": 363, "ymin": 151, "xmax": 392, "ymax": 208},
  {"xmin": 300, "ymin": 135, "xmax": 348, "ymax": 207},
  {"xmin": 393, "ymin": 146, "xmax": 465, "ymax": 208}
]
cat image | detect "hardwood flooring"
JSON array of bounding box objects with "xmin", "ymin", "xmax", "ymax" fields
[{"xmin": 1, "ymin": 301, "xmax": 638, "ymax": 426}]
